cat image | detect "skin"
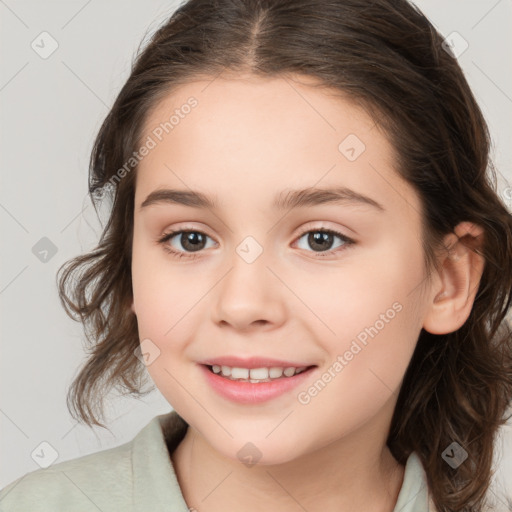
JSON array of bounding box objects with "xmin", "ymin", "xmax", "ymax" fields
[{"xmin": 130, "ymin": 73, "xmax": 485, "ymax": 512}]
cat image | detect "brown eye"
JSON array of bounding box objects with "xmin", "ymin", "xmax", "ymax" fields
[
  {"xmin": 174, "ymin": 231, "xmax": 207, "ymax": 252},
  {"xmin": 158, "ymin": 229, "xmax": 216, "ymax": 257},
  {"xmin": 295, "ymin": 229, "xmax": 355, "ymax": 256}
]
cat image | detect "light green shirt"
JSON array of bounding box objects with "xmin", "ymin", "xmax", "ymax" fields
[{"xmin": 0, "ymin": 410, "xmax": 436, "ymax": 511}]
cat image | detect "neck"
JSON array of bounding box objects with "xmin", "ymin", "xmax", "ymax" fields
[{"xmin": 170, "ymin": 413, "xmax": 405, "ymax": 512}]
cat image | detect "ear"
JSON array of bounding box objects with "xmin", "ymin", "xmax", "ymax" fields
[
  {"xmin": 422, "ymin": 221, "xmax": 485, "ymax": 335},
  {"xmin": 130, "ymin": 300, "xmax": 136, "ymax": 314}
]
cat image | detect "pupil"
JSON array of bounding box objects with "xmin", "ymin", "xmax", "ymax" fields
[
  {"xmin": 182, "ymin": 231, "xmax": 205, "ymax": 252},
  {"xmin": 309, "ymin": 231, "xmax": 333, "ymax": 252}
]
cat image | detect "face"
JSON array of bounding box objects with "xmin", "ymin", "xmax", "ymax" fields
[{"xmin": 131, "ymin": 73, "xmax": 431, "ymax": 465}]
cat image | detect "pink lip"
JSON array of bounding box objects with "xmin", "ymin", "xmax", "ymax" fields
[
  {"xmin": 199, "ymin": 363, "xmax": 317, "ymax": 404},
  {"xmin": 199, "ymin": 356, "xmax": 315, "ymax": 369}
]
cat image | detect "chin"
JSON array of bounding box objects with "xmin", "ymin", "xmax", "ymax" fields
[{"xmin": 210, "ymin": 433, "xmax": 306, "ymax": 468}]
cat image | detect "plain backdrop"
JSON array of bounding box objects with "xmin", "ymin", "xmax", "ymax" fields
[{"xmin": 1, "ymin": 0, "xmax": 511, "ymax": 502}]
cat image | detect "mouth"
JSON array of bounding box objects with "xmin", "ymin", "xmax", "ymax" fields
[
  {"xmin": 203, "ymin": 363, "xmax": 317, "ymax": 383},
  {"xmin": 199, "ymin": 362, "xmax": 318, "ymax": 404}
]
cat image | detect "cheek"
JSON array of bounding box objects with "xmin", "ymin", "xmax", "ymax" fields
[
  {"xmin": 300, "ymin": 236, "xmax": 425, "ymax": 396},
  {"xmin": 131, "ymin": 232, "xmax": 203, "ymax": 336},
  {"xmin": 293, "ymin": 235, "xmax": 425, "ymax": 340},
  {"xmin": 131, "ymin": 248, "xmax": 205, "ymax": 406},
  {"xmin": 131, "ymin": 243, "xmax": 215, "ymax": 405},
  {"xmin": 293, "ymin": 296, "xmax": 421, "ymax": 444}
]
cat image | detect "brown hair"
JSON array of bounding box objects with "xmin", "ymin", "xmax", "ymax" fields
[{"xmin": 57, "ymin": 1, "xmax": 512, "ymax": 510}]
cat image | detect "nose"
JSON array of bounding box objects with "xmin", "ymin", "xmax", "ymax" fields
[{"xmin": 211, "ymin": 246, "xmax": 287, "ymax": 332}]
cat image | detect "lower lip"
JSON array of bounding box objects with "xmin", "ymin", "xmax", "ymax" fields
[{"xmin": 199, "ymin": 364, "xmax": 317, "ymax": 404}]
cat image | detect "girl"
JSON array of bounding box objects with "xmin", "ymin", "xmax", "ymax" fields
[{"xmin": 1, "ymin": 0, "xmax": 511, "ymax": 511}]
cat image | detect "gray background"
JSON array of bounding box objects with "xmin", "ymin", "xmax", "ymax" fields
[{"xmin": 1, "ymin": 0, "xmax": 511, "ymax": 503}]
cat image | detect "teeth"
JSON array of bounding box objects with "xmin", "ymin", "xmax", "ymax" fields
[
  {"xmin": 210, "ymin": 364, "xmax": 309, "ymax": 382},
  {"xmin": 283, "ymin": 367, "xmax": 296, "ymax": 377},
  {"xmin": 269, "ymin": 367, "xmax": 283, "ymax": 378},
  {"xmin": 231, "ymin": 367, "xmax": 249, "ymax": 379}
]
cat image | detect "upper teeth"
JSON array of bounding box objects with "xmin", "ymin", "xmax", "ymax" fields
[{"xmin": 211, "ymin": 365, "xmax": 308, "ymax": 381}]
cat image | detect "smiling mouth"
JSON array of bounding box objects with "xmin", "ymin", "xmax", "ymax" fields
[{"xmin": 204, "ymin": 364, "xmax": 317, "ymax": 383}]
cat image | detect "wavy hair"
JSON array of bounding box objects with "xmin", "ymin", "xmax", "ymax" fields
[{"xmin": 57, "ymin": 1, "xmax": 512, "ymax": 510}]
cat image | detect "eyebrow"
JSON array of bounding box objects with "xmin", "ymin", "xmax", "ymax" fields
[{"xmin": 139, "ymin": 186, "xmax": 385, "ymax": 212}]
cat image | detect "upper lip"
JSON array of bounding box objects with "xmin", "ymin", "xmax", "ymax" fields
[{"xmin": 199, "ymin": 356, "xmax": 316, "ymax": 369}]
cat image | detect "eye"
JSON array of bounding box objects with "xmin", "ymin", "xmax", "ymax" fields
[
  {"xmin": 157, "ymin": 226, "xmax": 355, "ymax": 260},
  {"xmin": 294, "ymin": 228, "xmax": 355, "ymax": 257},
  {"xmin": 158, "ymin": 229, "xmax": 216, "ymax": 259}
]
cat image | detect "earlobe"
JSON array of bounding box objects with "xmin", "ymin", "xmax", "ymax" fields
[
  {"xmin": 131, "ymin": 301, "xmax": 136, "ymax": 314},
  {"xmin": 423, "ymin": 222, "xmax": 485, "ymax": 335}
]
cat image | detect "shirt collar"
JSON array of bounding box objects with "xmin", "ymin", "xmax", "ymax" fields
[
  {"xmin": 132, "ymin": 410, "xmax": 435, "ymax": 511},
  {"xmin": 132, "ymin": 410, "xmax": 190, "ymax": 511},
  {"xmin": 392, "ymin": 452, "xmax": 435, "ymax": 511}
]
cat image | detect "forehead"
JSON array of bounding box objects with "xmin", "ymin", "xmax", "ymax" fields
[{"xmin": 134, "ymin": 74, "xmax": 420, "ymax": 220}]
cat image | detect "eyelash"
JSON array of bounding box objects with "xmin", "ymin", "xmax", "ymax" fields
[{"xmin": 157, "ymin": 226, "xmax": 355, "ymax": 260}]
